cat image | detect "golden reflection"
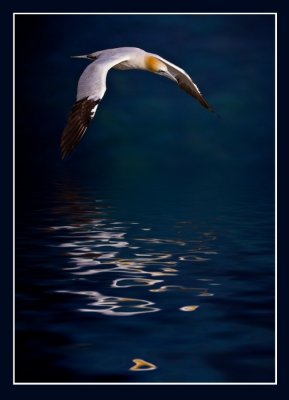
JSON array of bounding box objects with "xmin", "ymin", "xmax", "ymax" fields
[
  {"xmin": 162, "ymin": 268, "xmax": 178, "ymax": 272},
  {"xmin": 180, "ymin": 305, "xmax": 199, "ymax": 312},
  {"xmin": 129, "ymin": 359, "xmax": 157, "ymax": 371}
]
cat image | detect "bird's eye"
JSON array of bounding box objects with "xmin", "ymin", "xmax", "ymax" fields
[{"xmin": 158, "ymin": 69, "xmax": 164, "ymax": 73}]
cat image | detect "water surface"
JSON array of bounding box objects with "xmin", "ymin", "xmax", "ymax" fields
[{"xmin": 16, "ymin": 176, "xmax": 275, "ymax": 383}]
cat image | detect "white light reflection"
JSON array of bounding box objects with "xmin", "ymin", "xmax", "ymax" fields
[
  {"xmin": 111, "ymin": 278, "xmax": 163, "ymax": 288},
  {"xmin": 149, "ymin": 285, "xmax": 213, "ymax": 296},
  {"xmin": 57, "ymin": 290, "xmax": 160, "ymax": 316},
  {"xmin": 49, "ymin": 187, "xmax": 219, "ymax": 317},
  {"xmin": 179, "ymin": 255, "xmax": 210, "ymax": 262}
]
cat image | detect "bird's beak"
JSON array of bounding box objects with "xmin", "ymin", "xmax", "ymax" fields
[
  {"xmin": 70, "ymin": 55, "xmax": 88, "ymax": 59},
  {"xmin": 163, "ymin": 71, "xmax": 178, "ymax": 83},
  {"xmin": 71, "ymin": 54, "xmax": 97, "ymax": 60}
]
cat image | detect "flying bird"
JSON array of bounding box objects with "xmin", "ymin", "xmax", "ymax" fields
[{"xmin": 61, "ymin": 47, "xmax": 214, "ymax": 159}]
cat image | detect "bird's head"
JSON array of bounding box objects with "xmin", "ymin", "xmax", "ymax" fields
[{"xmin": 146, "ymin": 56, "xmax": 177, "ymax": 82}]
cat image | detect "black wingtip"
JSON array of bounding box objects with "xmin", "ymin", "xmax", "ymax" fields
[
  {"xmin": 210, "ymin": 108, "xmax": 221, "ymax": 119},
  {"xmin": 60, "ymin": 139, "xmax": 71, "ymax": 160},
  {"xmin": 60, "ymin": 98, "xmax": 100, "ymax": 160},
  {"xmin": 203, "ymin": 102, "xmax": 221, "ymax": 119},
  {"xmin": 61, "ymin": 150, "xmax": 68, "ymax": 160},
  {"xmin": 60, "ymin": 142, "xmax": 76, "ymax": 160}
]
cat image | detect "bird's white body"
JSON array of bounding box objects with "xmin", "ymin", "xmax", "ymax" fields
[
  {"xmin": 97, "ymin": 47, "xmax": 149, "ymax": 70},
  {"xmin": 76, "ymin": 47, "xmax": 158, "ymax": 101},
  {"xmin": 61, "ymin": 47, "xmax": 213, "ymax": 159}
]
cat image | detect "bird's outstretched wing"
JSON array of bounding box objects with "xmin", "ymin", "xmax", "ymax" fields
[
  {"xmin": 61, "ymin": 55, "xmax": 128, "ymax": 159},
  {"xmin": 61, "ymin": 97, "xmax": 100, "ymax": 159},
  {"xmin": 154, "ymin": 54, "xmax": 214, "ymax": 112}
]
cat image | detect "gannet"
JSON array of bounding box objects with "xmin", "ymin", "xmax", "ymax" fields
[{"xmin": 61, "ymin": 47, "xmax": 214, "ymax": 159}]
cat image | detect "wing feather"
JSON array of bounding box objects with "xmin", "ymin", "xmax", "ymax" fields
[
  {"xmin": 61, "ymin": 98, "xmax": 100, "ymax": 159},
  {"xmin": 154, "ymin": 54, "xmax": 214, "ymax": 112},
  {"xmin": 61, "ymin": 54, "xmax": 129, "ymax": 159}
]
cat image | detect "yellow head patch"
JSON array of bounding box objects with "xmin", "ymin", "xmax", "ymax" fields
[{"xmin": 146, "ymin": 56, "xmax": 166, "ymax": 72}]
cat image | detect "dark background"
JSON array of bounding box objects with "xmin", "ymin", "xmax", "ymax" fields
[
  {"xmin": 15, "ymin": 14, "xmax": 275, "ymax": 193},
  {"xmin": 15, "ymin": 10, "xmax": 276, "ymax": 384},
  {"xmin": 1, "ymin": 0, "xmax": 288, "ymax": 398}
]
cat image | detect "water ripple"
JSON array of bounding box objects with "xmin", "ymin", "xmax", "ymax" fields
[
  {"xmin": 57, "ymin": 290, "xmax": 160, "ymax": 316},
  {"xmin": 47, "ymin": 192, "xmax": 219, "ymax": 317},
  {"xmin": 111, "ymin": 278, "xmax": 163, "ymax": 288}
]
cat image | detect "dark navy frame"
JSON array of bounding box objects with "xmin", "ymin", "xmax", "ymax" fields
[{"xmin": 1, "ymin": 1, "xmax": 287, "ymax": 398}]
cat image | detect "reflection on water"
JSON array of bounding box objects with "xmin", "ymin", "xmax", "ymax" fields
[
  {"xmin": 149, "ymin": 285, "xmax": 213, "ymax": 296},
  {"xmin": 16, "ymin": 180, "xmax": 275, "ymax": 383},
  {"xmin": 111, "ymin": 278, "xmax": 163, "ymax": 288},
  {"xmin": 130, "ymin": 358, "xmax": 157, "ymax": 371},
  {"xmin": 180, "ymin": 305, "xmax": 199, "ymax": 312},
  {"xmin": 57, "ymin": 290, "xmax": 160, "ymax": 316},
  {"xmin": 48, "ymin": 183, "xmax": 217, "ymax": 316}
]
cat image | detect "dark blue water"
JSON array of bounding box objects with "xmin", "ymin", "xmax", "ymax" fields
[
  {"xmin": 16, "ymin": 174, "xmax": 275, "ymax": 383},
  {"xmin": 15, "ymin": 14, "xmax": 275, "ymax": 383}
]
